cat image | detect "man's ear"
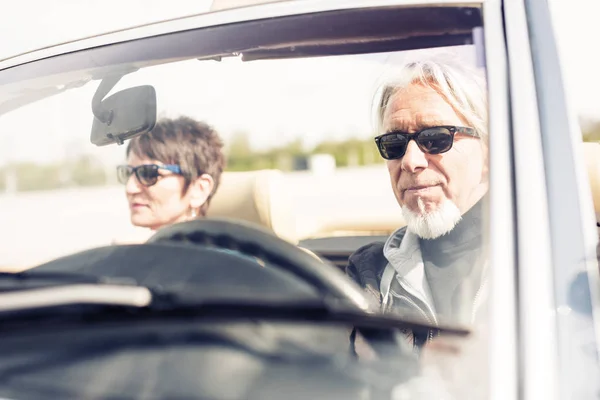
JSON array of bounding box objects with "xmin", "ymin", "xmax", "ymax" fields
[
  {"xmin": 481, "ymin": 140, "xmax": 490, "ymax": 183},
  {"xmin": 188, "ymin": 173, "xmax": 215, "ymax": 211}
]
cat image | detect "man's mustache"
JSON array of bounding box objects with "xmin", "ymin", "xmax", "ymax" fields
[{"xmin": 399, "ymin": 180, "xmax": 444, "ymax": 192}]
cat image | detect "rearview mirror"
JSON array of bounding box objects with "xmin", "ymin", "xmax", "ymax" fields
[{"xmin": 90, "ymin": 83, "xmax": 157, "ymax": 146}]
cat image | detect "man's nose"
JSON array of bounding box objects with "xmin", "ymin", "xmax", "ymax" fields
[
  {"xmin": 401, "ymin": 140, "xmax": 428, "ymax": 173},
  {"xmin": 125, "ymin": 174, "xmax": 142, "ymax": 194}
]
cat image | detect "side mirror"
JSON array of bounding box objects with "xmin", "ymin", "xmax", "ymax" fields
[{"xmin": 90, "ymin": 74, "xmax": 157, "ymax": 146}]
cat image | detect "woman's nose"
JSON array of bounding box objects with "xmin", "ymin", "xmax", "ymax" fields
[{"xmin": 125, "ymin": 173, "xmax": 142, "ymax": 194}]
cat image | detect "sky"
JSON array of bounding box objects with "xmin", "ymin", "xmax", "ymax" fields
[
  {"xmin": 0, "ymin": 50, "xmax": 435, "ymax": 165},
  {"xmin": 0, "ymin": 0, "xmax": 597, "ymax": 166},
  {"xmin": 547, "ymin": 0, "xmax": 600, "ymax": 120}
]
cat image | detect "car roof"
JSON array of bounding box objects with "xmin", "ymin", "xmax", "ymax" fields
[{"xmin": 0, "ymin": 0, "xmax": 481, "ymax": 70}]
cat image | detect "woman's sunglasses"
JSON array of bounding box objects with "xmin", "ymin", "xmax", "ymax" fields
[
  {"xmin": 116, "ymin": 164, "xmax": 182, "ymax": 187},
  {"xmin": 374, "ymin": 125, "xmax": 478, "ymax": 160}
]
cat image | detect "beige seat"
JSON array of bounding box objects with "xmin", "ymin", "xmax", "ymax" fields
[
  {"xmin": 207, "ymin": 169, "xmax": 298, "ymax": 244},
  {"xmin": 113, "ymin": 169, "xmax": 297, "ymax": 246},
  {"xmin": 583, "ymin": 142, "xmax": 600, "ymax": 216},
  {"xmin": 310, "ymin": 211, "xmax": 406, "ymax": 239},
  {"xmin": 582, "ymin": 142, "xmax": 600, "ymax": 265}
]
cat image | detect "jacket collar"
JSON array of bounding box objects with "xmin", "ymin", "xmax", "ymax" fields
[{"xmin": 383, "ymin": 227, "xmax": 436, "ymax": 314}]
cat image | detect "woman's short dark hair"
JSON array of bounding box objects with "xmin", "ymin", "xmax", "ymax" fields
[{"xmin": 126, "ymin": 116, "xmax": 226, "ymax": 216}]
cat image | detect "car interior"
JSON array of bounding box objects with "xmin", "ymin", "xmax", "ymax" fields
[
  {"xmin": 205, "ymin": 141, "xmax": 600, "ymax": 271},
  {"xmin": 205, "ymin": 167, "xmax": 404, "ymax": 270}
]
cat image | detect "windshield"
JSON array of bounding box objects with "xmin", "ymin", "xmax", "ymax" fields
[
  {"xmin": 0, "ymin": 6, "xmax": 491, "ymax": 398},
  {"xmin": 0, "ymin": 48, "xmax": 485, "ymax": 265}
]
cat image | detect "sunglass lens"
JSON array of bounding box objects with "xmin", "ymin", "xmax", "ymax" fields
[
  {"xmin": 379, "ymin": 134, "xmax": 409, "ymax": 159},
  {"xmin": 136, "ymin": 165, "xmax": 160, "ymax": 186},
  {"xmin": 116, "ymin": 166, "xmax": 133, "ymax": 185},
  {"xmin": 417, "ymin": 127, "xmax": 453, "ymax": 154}
]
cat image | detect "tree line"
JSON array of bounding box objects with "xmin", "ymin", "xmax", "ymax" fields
[
  {"xmin": 0, "ymin": 134, "xmax": 383, "ymax": 193},
  {"xmin": 0, "ymin": 155, "xmax": 108, "ymax": 193},
  {"xmin": 224, "ymin": 132, "xmax": 382, "ymax": 172},
  {"xmin": 4, "ymin": 119, "xmax": 600, "ymax": 194},
  {"xmin": 581, "ymin": 118, "xmax": 600, "ymax": 142}
]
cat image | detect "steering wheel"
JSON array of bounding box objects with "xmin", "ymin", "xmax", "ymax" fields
[{"xmin": 147, "ymin": 217, "xmax": 373, "ymax": 311}]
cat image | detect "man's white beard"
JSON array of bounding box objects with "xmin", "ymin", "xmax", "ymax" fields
[{"xmin": 401, "ymin": 197, "xmax": 462, "ymax": 239}]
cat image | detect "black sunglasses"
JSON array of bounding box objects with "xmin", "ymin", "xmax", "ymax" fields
[
  {"xmin": 116, "ymin": 164, "xmax": 182, "ymax": 187},
  {"xmin": 374, "ymin": 125, "xmax": 478, "ymax": 160}
]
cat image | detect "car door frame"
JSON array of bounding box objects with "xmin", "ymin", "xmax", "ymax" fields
[
  {"xmin": 502, "ymin": 0, "xmax": 563, "ymax": 398},
  {"xmin": 521, "ymin": 0, "xmax": 600, "ymax": 398},
  {"xmin": 480, "ymin": 1, "xmax": 520, "ymax": 399}
]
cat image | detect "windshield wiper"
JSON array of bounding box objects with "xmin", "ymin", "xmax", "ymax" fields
[
  {"xmin": 0, "ymin": 283, "xmax": 151, "ymax": 312},
  {"xmin": 0, "ymin": 284, "xmax": 470, "ymax": 338},
  {"xmin": 151, "ymin": 297, "xmax": 470, "ymax": 337}
]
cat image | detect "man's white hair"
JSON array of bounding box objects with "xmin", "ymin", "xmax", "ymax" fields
[{"xmin": 374, "ymin": 53, "xmax": 488, "ymax": 140}]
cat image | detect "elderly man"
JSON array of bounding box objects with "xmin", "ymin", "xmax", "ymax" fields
[{"xmin": 347, "ymin": 57, "xmax": 489, "ymax": 349}]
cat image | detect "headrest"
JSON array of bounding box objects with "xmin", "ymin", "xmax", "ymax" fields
[
  {"xmin": 206, "ymin": 170, "xmax": 297, "ymax": 243},
  {"xmin": 292, "ymin": 166, "xmax": 406, "ymax": 239},
  {"xmin": 583, "ymin": 142, "xmax": 600, "ymax": 215}
]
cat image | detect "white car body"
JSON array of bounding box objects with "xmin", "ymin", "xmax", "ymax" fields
[{"xmin": 0, "ymin": 1, "xmax": 599, "ymax": 399}]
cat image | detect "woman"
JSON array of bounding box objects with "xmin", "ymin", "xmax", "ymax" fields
[{"xmin": 117, "ymin": 116, "xmax": 226, "ymax": 231}]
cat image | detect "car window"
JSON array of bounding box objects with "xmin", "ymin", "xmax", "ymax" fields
[
  {"xmin": 548, "ymin": 0, "xmax": 600, "ymax": 223},
  {"xmin": 548, "ymin": 0, "xmax": 600, "ymax": 316},
  {"xmin": 540, "ymin": 2, "xmax": 600, "ymax": 397}
]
